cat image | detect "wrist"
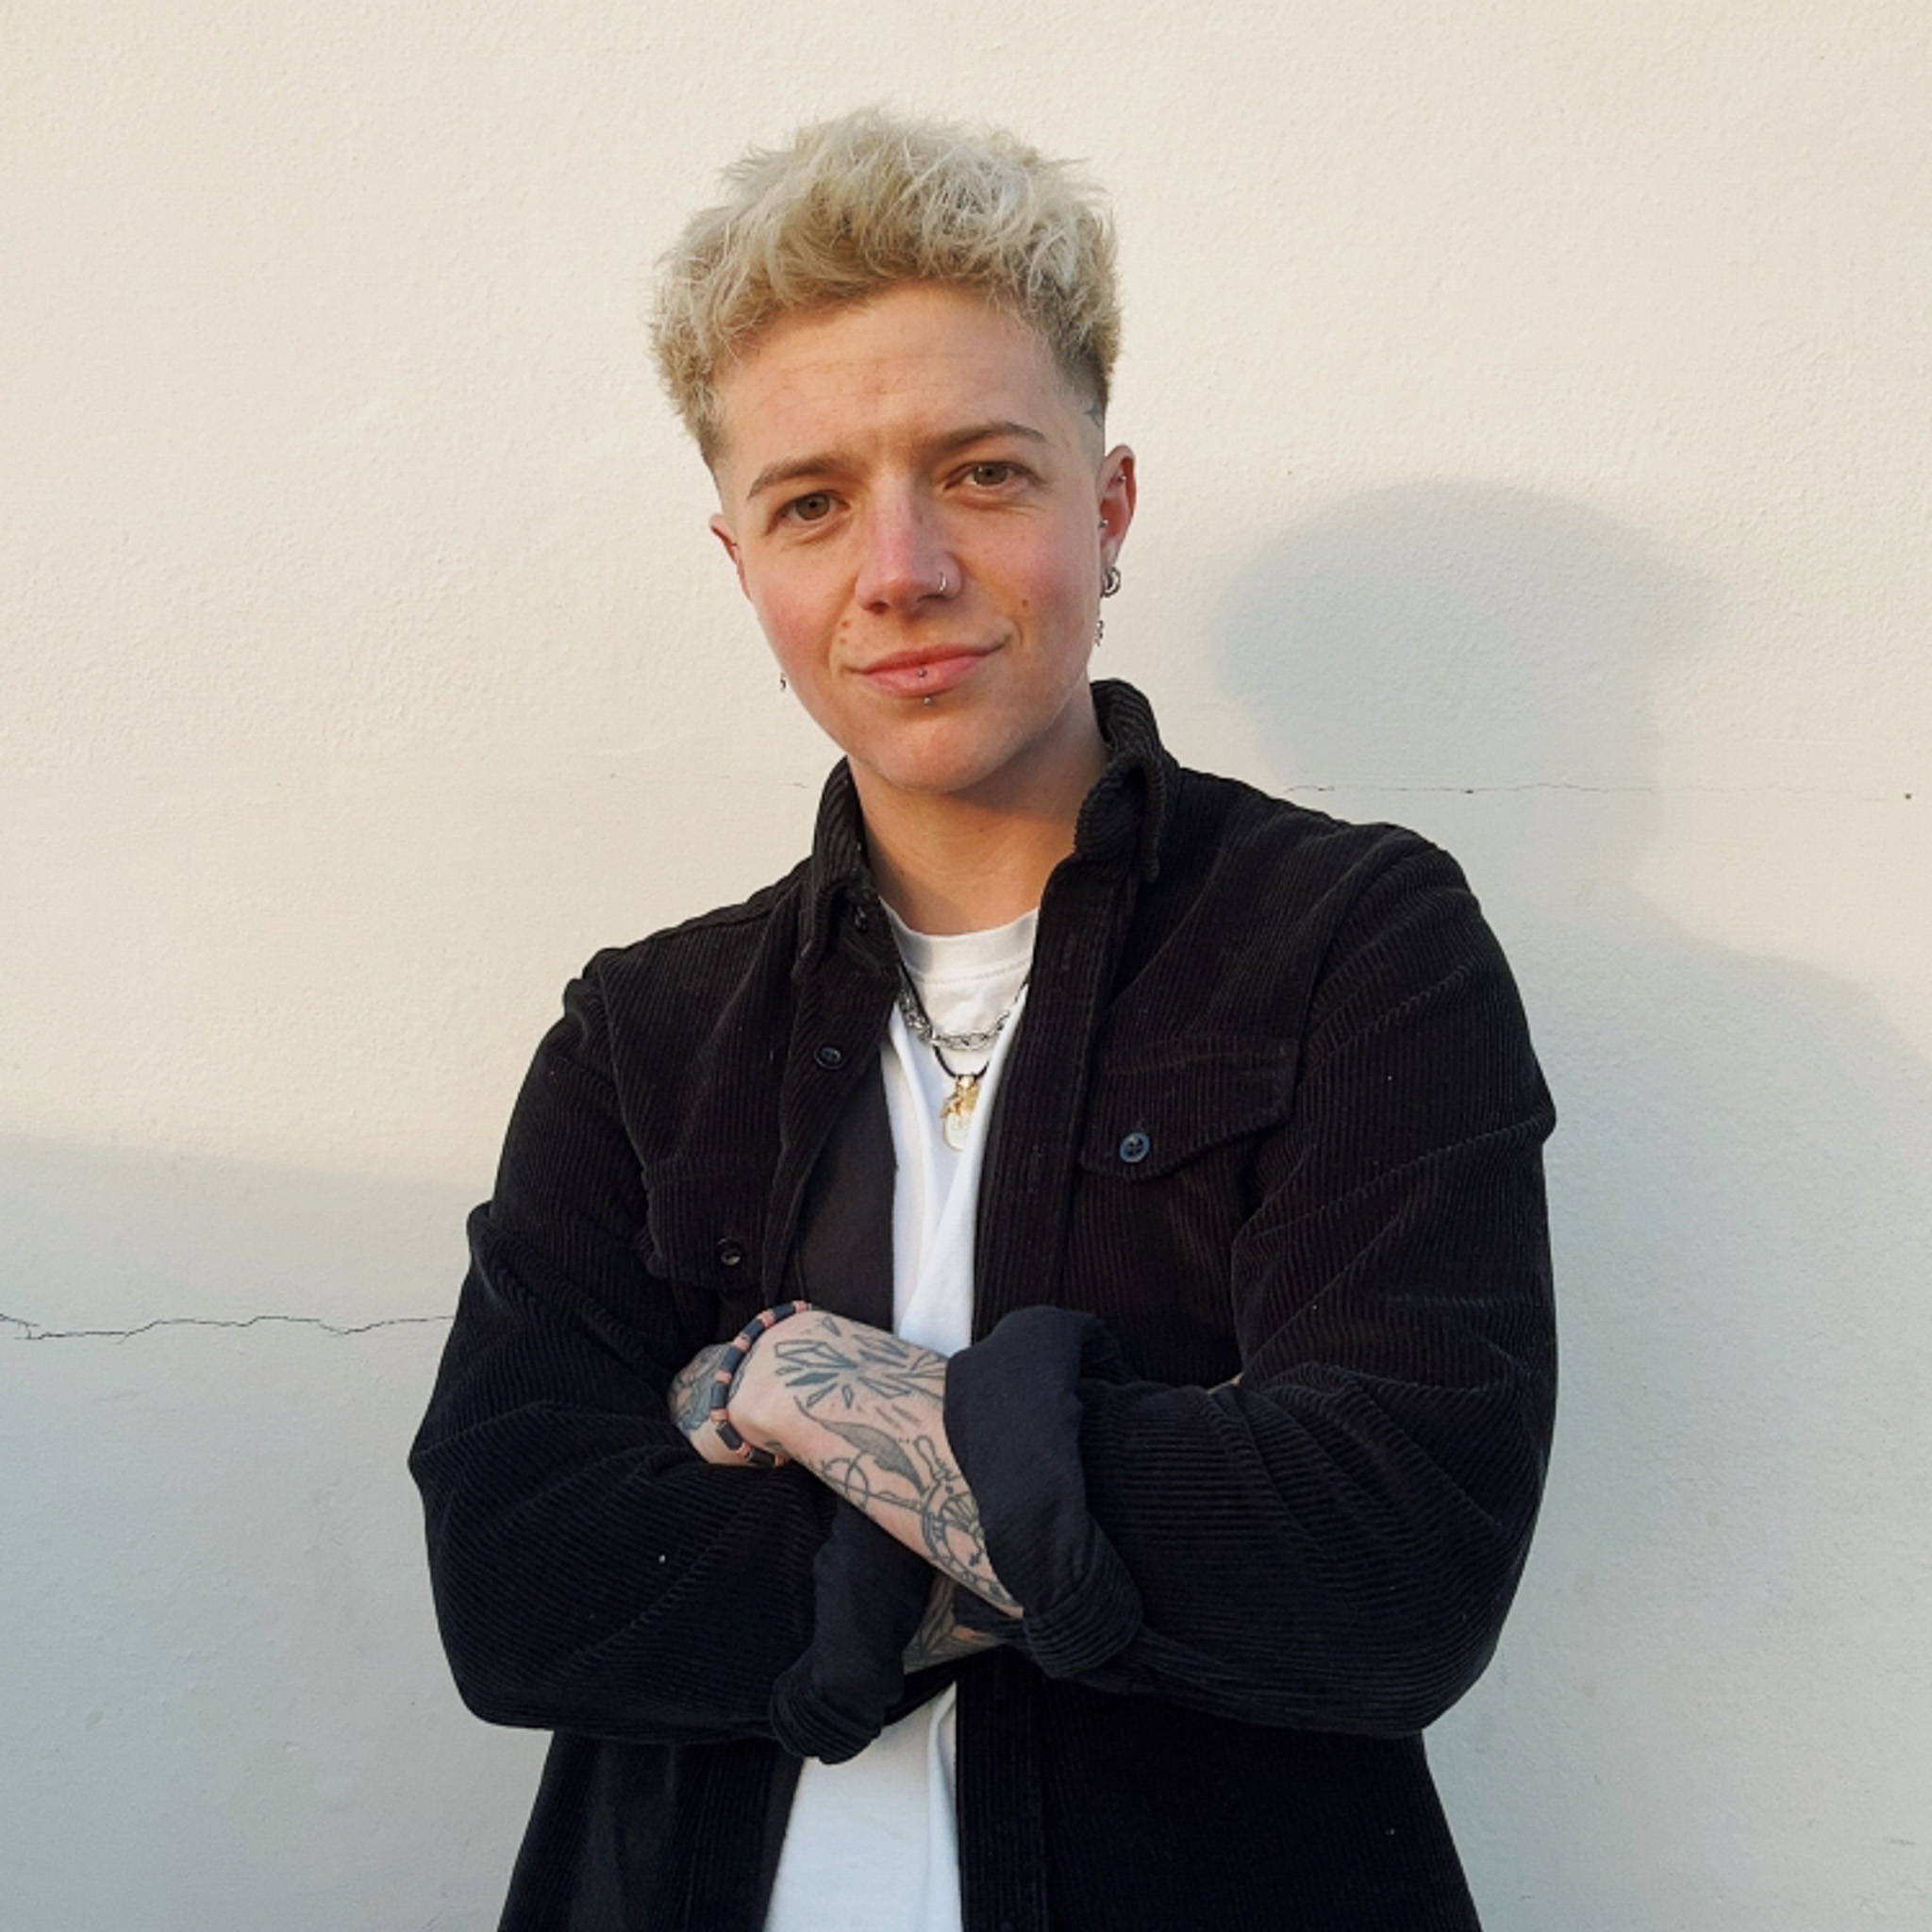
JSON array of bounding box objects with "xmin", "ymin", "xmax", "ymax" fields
[{"xmin": 711, "ymin": 1300, "xmax": 814, "ymax": 1465}]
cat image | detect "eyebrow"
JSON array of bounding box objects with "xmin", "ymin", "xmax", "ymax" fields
[{"xmin": 745, "ymin": 419, "xmax": 1051, "ymax": 501}]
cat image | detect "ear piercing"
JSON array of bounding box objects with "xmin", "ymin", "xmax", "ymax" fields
[{"xmin": 1098, "ymin": 541, "xmax": 1121, "ymax": 646}]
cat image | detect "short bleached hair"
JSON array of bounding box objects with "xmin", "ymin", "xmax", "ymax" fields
[{"xmin": 651, "ymin": 108, "xmax": 1121, "ymax": 459}]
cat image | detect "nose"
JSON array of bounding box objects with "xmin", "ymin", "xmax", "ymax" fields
[{"xmin": 852, "ymin": 491, "xmax": 954, "ymax": 614}]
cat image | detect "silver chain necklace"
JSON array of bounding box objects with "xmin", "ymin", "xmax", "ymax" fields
[{"xmin": 894, "ymin": 963, "xmax": 1028, "ymax": 1151}]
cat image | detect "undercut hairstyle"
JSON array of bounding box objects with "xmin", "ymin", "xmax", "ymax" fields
[{"xmin": 650, "ymin": 108, "xmax": 1121, "ymax": 460}]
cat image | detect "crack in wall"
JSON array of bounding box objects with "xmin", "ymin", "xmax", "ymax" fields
[{"xmin": 1, "ymin": 1308, "xmax": 452, "ymax": 1343}]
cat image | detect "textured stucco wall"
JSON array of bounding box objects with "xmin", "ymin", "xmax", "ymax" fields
[{"xmin": 5, "ymin": 6, "xmax": 1928, "ymax": 1926}]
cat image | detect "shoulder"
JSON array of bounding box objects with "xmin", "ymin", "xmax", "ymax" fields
[
  {"xmin": 1181, "ymin": 773, "xmax": 1535, "ymax": 1066},
  {"xmin": 591, "ymin": 856, "xmax": 812, "ymax": 990},
  {"xmin": 1148, "ymin": 766, "xmax": 1546, "ymax": 1119},
  {"xmin": 1163, "ymin": 763, "xmax": 1471, "ymax": 928},
  {"xmin": 535, "ymin": 856, "xmax": 814, "ymax": 1065},
  {"xmin": 1100, "ymin": 762, "xmax": 1494, "ymax": 1054}
]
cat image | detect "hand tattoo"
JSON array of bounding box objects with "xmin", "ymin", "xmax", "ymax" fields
[
  {"xmin": 763, "ymin": 1315, "xmax": 948, "ymax": 1412},
  {"xmin": 669, "ymin": 1343, "xmax": 730, "ymax": 1438}
]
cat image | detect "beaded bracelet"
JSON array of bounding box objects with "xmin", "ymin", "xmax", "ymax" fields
[{"xmin": 709, "ymin": 1300, "xmax": 814, "ymax": 1467}]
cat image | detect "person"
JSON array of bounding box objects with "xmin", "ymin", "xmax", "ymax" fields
[{"xmin": 408, "ymin": 108, "xmax": 1557, "ymax": 1932}]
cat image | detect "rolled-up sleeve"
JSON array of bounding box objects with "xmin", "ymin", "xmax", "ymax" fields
[
  {"xmin": 408, "ymin": 955, "xmax": 928, "ymax": 1760},
  {"xmin": 943, "ymin": 839, "xmax": 1557, "ymax": 1737}
]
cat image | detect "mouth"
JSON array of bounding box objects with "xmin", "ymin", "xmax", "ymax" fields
[{"xmin": 855, "ymin": 644, "xmax": 996, "ymax": 700}]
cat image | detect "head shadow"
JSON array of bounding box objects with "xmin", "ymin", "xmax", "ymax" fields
[{"xmin": 1205, "ymin": 482, "xmax": 1932, "ymax": 1920}]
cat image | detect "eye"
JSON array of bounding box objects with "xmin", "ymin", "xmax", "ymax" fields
[
  {"xmin": 780, "ymin": 491, "xmax": 837, "ymax": 525},
  {"xmin": 964, "ymin": 461, "xmax": 1024, "ymax": 488}
]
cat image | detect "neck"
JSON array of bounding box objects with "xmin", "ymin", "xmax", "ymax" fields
[{"xmin": 856, "ymin": 695, "xmax": 1108, "ymax": 935}]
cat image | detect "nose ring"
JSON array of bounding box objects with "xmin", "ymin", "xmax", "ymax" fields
[{"xmin": 936, "ymin": 569, "xmax": 948, "ymax": 596}]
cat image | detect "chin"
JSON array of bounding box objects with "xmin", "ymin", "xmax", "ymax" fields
[{"xmin": 851, "ymin": 720, "xmax": 1019, "ymax": 800}]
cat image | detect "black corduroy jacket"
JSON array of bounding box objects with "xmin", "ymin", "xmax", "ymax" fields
[{"xmin": 409, "ymin": 679, "xmax": 1557, "ymax": 1931}]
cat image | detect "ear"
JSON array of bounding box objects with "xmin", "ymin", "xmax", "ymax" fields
[
  {"xmin": 708, "ymin": 513, "xmax": 750, "ymax": 598},
  {"xmin": 1097, "ymin": 445, "xmax": 1138, "ymax": 570}
]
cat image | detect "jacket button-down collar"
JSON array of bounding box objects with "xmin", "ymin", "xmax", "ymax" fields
[{"xmin": 793, "ymin": 679, "xmax": 1178, "ymax": 979}]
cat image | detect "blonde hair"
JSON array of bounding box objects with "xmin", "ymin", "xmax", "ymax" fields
[{"xmin": 651, "ymin": 108, "xmax": 1120, "ymax": 458}]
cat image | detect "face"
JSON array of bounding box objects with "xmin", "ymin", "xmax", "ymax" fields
[{"xmin": 707, "ymin": 283, "xmax": 1135, "ymax": 814}]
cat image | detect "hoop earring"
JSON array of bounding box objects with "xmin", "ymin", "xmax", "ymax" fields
[
  {"xmin": 777, "ymin": 673, "xmax": 788, "ymax": 693},
  {"xmin": 1101, "ymin": 564, "xmax": 1122, "ymax": 598}
]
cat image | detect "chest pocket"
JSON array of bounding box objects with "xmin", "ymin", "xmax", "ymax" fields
[
  {"xmin": 632, "ymin": 1158, "xmax": 772, "ymax": 1338},
  {"xmin": 1076, "ymin": 1037, "xmax": 1299, "ymax": 1181},
  {"xmin": 1068, "ymin": 1038, "xmax": 1298, "ymax": 1381}
]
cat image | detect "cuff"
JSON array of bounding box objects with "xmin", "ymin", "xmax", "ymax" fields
[
  {"xmin": 944, "ymin": 1306, "xmax": 1144, "ymax": 1679},
  {"xmin": 768, "ymin": 1499, "xmax": 932, "ymax": 1763}
]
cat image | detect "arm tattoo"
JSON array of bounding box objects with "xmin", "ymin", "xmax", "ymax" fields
[
  {"xmin": 903, "ymin": 1573, "xmax": 960, "ymax": 1674},
  {"xmin": 811, "ymin": 1414, "xmax": 1018, "ymax": 1611},
  {"xmin": 902, "ymin": 1574, "xmax": 1016, "ymax": 1674},
  {"xmin": 759, "ymin": 1319, "xmax": 1021, "ymax": 1614}
]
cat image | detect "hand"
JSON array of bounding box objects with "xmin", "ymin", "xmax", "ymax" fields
[{"xmin": 668, "ymin": 1341, "xmax": 792, "ymax": 1468}]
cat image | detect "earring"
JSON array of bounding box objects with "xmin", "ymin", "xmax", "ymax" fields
[
  {"xmin": 1094, "ymin": 615, "xmax": 1106, "ymax": 647},
  {"xmin": 1101, "ymin": 563, "xmax": 1122, "ymax": 598},
  {"xmin": 777, "ymin": 673, "xmax": 788, "ymax": 693}
]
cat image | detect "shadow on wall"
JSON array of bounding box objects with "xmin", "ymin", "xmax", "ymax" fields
[{"xmin": 1212, "ymin": 485, "xmax": 1932, "ymax": 1924}]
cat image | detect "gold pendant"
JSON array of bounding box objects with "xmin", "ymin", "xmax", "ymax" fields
[{"xmin": 940, "ymin": 1073, "xmax": 979, "ymax": 1152}]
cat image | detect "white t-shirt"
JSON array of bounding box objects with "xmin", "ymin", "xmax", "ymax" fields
[{"xmin": 764, "ymin": 902, "xmax": 1037, "ymax": 1932}]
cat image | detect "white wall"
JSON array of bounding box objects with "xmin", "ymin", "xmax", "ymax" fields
[{"xmin": 5, "ymin": 6, "xmax": 1927, "ymax": 1925}]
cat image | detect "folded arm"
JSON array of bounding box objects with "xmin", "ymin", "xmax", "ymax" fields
[
  {"xmin": 699, "ymin": 1312, "xmax": 1024, "ymax": 1618},
  {"xmin": 666, "ymin": 1333, "xmax": 1020, "ymax": 1674},
  {"xmin": 932, "ymin": 841, "xmax": 1558, "ymax": 1735},
  {"xmin": 408, "ymin": 958, "xmax": 933, "ymax": 1761}
]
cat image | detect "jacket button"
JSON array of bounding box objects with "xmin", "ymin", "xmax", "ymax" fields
[
  {"xmin": 714, "ymin": 1239, "xmax": 745, "ymax": 1268},
  {"xmin": 1118, "ymin": 1129, "xmax": 1151, "ymax": 1164},
  {"xmin": 814, "ymin": 1043, "xmax": 845, "ymax": 1070}
]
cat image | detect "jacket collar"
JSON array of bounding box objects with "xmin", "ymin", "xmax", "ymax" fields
[{"xmin": 796, "ymin": 678, "xmax": 1176, "ymax": 973}]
